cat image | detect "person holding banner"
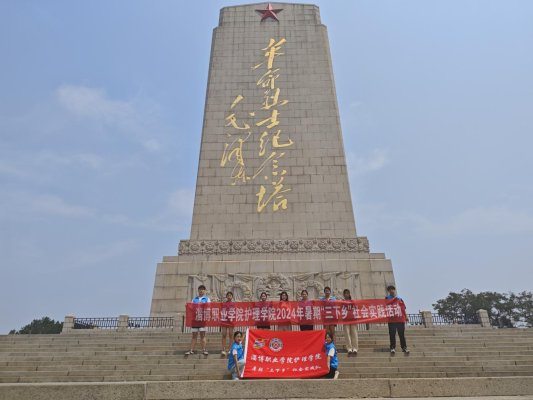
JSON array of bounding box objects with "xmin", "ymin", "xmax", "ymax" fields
[
  {"xmin": 227, "ymin": 331, "xmax": 245, "ymax": 380},
  {"xmin": 324, "ymin": 332, "xmax": 339, "ymax": 379},
  {"xmin": 320, "ymin": 286, "xmax": 337, "ymax": 340},
  {"xmin": 220, "ymin": 291, "xmax": 235, "ymax": 356},
  {"xmin": 256, "ymin": 291, "xmax": 270, "ymax": 330},
  {"xmin": 298, "ymin": 289, "xmax": 314, "ymax": 331},
  {"xmin": 278, "ymin": 291, "xmax": 291, "ymax": 331},
  {"xmin": 386, "ymin": 285, "xmax": 410, "ymax": 354},
  {"xmin": 185, "ymin": 285, "xmax": 210, "ymax": 356},
  {"xmin": 342, "ymin": 289, "xmax": 359, "ymax": 355}
]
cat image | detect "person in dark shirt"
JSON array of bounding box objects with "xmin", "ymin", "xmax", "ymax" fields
[{"xmin": 385, "ymin": 285, "xmax": 409, "ymax": 354}]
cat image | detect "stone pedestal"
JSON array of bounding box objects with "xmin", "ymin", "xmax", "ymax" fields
[
  {"xmin": 61, "ymin": 315, "xmax": 75, "ymax": 334},
  {"xmin": 151, "ymin": 246, "xmax": 394, "ymax": 314},
  {"xmin": 421, "ymin": 311, "xmax": 434, "ymax": 327},
  {"xmin": 477, "ymin": 309, "xmax": 491, "ymax": 328}
]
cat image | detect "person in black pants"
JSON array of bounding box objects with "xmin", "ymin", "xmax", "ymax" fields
[{"xmin": 385, "ymin": 285, "xmax": 409, "ymax": 354}]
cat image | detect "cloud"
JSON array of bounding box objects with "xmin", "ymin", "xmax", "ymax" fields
[
  {"xmin": 166, "ymin": 188, "xmax": 195, "ymax": 218},
  {"xmin": 359, "ymin": 203, "xmax": 533, "ymax": 237},
  {"xmin": 55, "ymin": 84, "xmax": 162, "ymax": 152},
  {"xmin": 347, "ymin": 148, "xmax": 389, "ymax": 177},
  {"xmin": 56, "ymin": 85, "xmax": 133, "ymax": 122},
  {"xmin": 0, "ymin": 161, "xmax": 29, "ymax": 178},
  {"xmin": 0, "ymin": 192, "xmax": 95, "ymax": 220},
  {"xmin": 0, "ymin": 186, "xmax": 194, "ymax": 233},
  {"xmin": 28, "ymin": 194, "xmax": 95, "ymax": 218},
  {"xmin": 34, "ymin": 151, "xmax": 104, "ymax": 170},
  {"xmin": 418, "ymin": 206, "xmax": 533, "ymax": 236},
  {"xmin": 63, "ymin": 239, "xmax": 138, "ymax": 270},
  {"xmin": 100, "ymin": 188, "xmax": 195, "ymax": 232}
]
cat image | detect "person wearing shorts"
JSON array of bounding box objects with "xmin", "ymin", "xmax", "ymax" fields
[{"xmin": 185, "ymin": 285, "xmax": 210, "ymax": 356}]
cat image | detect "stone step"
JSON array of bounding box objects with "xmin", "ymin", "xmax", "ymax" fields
[
  {"xmin": 4, "ymin": 352, "xmax": 533, "ymax": 366},
  {"xmin": 5, "ymin": 339, "xmax": 533, "ymax": 351},
  {"xmin": 2, "ymin": 329, "xmax": 532, "ymax": 340},
  {"xmin": 2, "ymin": 369, "xmax": 533, "ymax": 385},
  {"xmin": 2, "ymin": 364, "xmax": 532, "ymax": 381},
  {"xmin": 4, "ymin": 358, "xmax": 533, "ymax": 370},
  {"xmin": 3, "ymin": 348, "xmax": 533, "ymax": 360},
  {"xmin": 2, "ymin": 376, "xmax": 533, "ymax": 399}
]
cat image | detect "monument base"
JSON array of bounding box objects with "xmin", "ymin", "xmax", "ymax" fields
[{"xmin": 150, "ymin": 237, "xmax": 395, "ymax": 316}]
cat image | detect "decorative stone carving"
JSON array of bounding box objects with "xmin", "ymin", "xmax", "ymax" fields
[
  {"xmin": 295, "ymin": 280, "xmax": 325, "ymax": 300},
  {"xmin": 188, "ymin": 271, "xmax": 364, "ymax": 303},
  {"xmin": 178, "ymin": 237, "xmax": 370, "ymax": 255},
  {"xmin": 256, "ymin": 273, "xmax": 292, "ymax": 300},
  {"xmin": 224, "ymin": 280, "xmax": 253, "ymax": 301}
]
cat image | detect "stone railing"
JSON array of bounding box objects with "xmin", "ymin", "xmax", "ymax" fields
[
  {"xmin": 62, "ymin": 314, "xmax": 183, "ymax": 334},
  {"xmin": 61, "ymin": 310, "xmax": 491, "ymax": 333}
]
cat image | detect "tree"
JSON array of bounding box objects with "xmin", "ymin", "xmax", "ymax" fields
[
  {"xmin": 432, "ymin": 289, "xmax": 514, "ymax": 327},
  {"xmin": 9, "ymin": 317, "xmax": 63, "ymax": 334},
  {"xmin": 511, "ymin": 291, "xmax": 533, "ymax": 327}
]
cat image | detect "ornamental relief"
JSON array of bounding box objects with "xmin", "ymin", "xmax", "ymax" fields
[
  {"xmin": 179, "ymin": 237, "xmax": 369, "ymax": 256},
  {"xmin": 188, "ymin": 272, "xmax": 361, "ymax": 302}
]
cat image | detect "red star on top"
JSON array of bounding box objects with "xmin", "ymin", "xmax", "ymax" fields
[{"xmin": 255, "ymin": 3, "xmax": 283, "ymax": 21}]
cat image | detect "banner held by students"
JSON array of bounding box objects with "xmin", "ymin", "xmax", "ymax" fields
[
  {"xmin": 185, "ymin": 298, "xmax": 406, "ymax": 327},
  {"xmin": 242, "ymin": 329, "xmax": 328, "ymax": 379}
]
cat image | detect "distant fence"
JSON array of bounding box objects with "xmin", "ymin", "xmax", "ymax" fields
[
  {"xmin": 73, "ymin": 318, "xmax": 119, "ymax": 330},
  {"xmin": 63, "ymin": 309, "xmax": 491, "ymax": 333}
]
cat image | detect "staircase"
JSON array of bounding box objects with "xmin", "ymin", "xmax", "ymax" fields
[{"xmin": 1, "ymin": 326, "xmax": 533, "ymax": 399}]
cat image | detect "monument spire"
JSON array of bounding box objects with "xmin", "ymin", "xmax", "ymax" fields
[{"xmin": 150, "ymin": 3, "xmax": 395, "ymax": 316}]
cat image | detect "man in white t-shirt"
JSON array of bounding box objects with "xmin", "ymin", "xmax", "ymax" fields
[{"xmin": 185, "ymin": 285, "xmax": 210, "ymax": 356}]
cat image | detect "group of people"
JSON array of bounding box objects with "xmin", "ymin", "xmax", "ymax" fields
[{"xmin": 185, "ymin": 284, "xmax": 409, "ymax": 380}]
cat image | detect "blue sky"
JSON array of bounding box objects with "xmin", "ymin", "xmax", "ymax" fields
[{"xmin": 1, "ymin": 1, "xmax": 532, "ymax": 333}]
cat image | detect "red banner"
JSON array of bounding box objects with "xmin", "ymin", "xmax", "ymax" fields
[
  {"xmin": 185, "ymin": 298, "xmax": 406, "ymax": 327},
  {"xmin": 242, "ymin": 329, "xmax": 329, "ymax": 379}
]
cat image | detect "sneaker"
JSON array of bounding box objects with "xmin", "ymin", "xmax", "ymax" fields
[
  {"xmin": 185, "ymin": 350, "xmax": 194, "ymax": 355},
  {"xmin": 232, "ymin": 377, "xmax": 239, "ymax": 381},
  {"xmin": 333, "ymin": 371, "xmax": 339, "ymax": 380},
  {"xmin": 353, "ymin": 349, "xmax": 358, "ymax": 355},
  {"xmin": 402, "ymin": 347, "xmax": 410, "ymax": 354},
  {"xmin": 390, "ymin": 348, "xmax": 396, "ymax": 354},
  {"xmin": 203, "ymin": 349, "xmax": 209, "ymax": 356},
  {"xmin": 221, "ymin": 350, "xmax": 227, "ymax": 356}
]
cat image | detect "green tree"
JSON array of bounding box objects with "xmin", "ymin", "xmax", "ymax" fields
[
  {"xmin": 432, "ymin": 289, "xmax": 513, "ymax": 327},
  {"xmin": 511, "ymin": 291, "xmax": 533, "ymax": 327},
  {"xmin": 10, "ymin": 317, "xmax": 63, "ymax": 334}
]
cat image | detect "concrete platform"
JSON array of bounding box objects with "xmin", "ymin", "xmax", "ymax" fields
[{"xmin": 1, "ymin": 377, "xmax": 533, "ymax": 399}]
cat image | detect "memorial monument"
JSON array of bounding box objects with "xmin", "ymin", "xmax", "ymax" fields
[{"xmin": 150, "ymin": 3, "xmax": 396, "ymax": 317}]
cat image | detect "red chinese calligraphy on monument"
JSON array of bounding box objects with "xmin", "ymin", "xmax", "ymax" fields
[
  {"xmin": 185, "ymin": 298, "xmax": 406, "ymax": 327},
  {"xmin": 242, "ymin": 329, "xmax": 328, "ymax": 379}
]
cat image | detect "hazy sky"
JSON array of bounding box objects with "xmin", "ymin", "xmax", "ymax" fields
[{"xmin": 1, "ymin": 1, "xmax": 532, "ymax": 333}]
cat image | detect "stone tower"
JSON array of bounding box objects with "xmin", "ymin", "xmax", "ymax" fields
[{"xmin": 150, "ymin": 3, "xmax": 395, "ymax": 317}]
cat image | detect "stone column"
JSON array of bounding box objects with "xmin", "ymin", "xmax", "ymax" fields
[
  {"xmin": 421, "ymin": 311, "xmax": 433, "ymax": 328},
  {"xmin": 61, "ymin": 315, "xmax": 75, "ymax": 334},
  {"xmin": 476, "ymin": 309, "xmax": 491, "ymax": 328},
  {"xmin": 118, "ymin": 314, "xmax": 129, "ymax": 332},
  {"xmin": 173, "ymin": 313, "xmax": 184, "ymax": 332}
]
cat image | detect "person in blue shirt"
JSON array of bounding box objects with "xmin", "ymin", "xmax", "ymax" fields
[
  {"xmin": 324, "ymin": 332, "xmax": 339, "ymax": 379},
  {"xmin": 185, "ymin": 285, "xmax": 210, "ymax": 356},
  {"xmin": 320, "ymin": 286, "xmax": 337, "ymax": 340},
  {"xmin": 385, "ymin": 285, "xmax": 409, "ymax": 354},
  {"xmin": 228, "ymin": 331, "xmax": 245, "ymax": 380}
]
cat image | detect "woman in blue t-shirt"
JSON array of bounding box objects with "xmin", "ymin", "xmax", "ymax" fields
[
  {"xmin": 228, "ymin": 331, "xmax": 245, "ymax": 380},
  {"xmin": 324, "ymin": 332, "xmax": 339, "ymax": 379}
]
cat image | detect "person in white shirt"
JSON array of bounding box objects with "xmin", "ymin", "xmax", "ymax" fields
[{"xmin": 185, "ymin": 285, "xmax": 210, "ymax": 356}]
